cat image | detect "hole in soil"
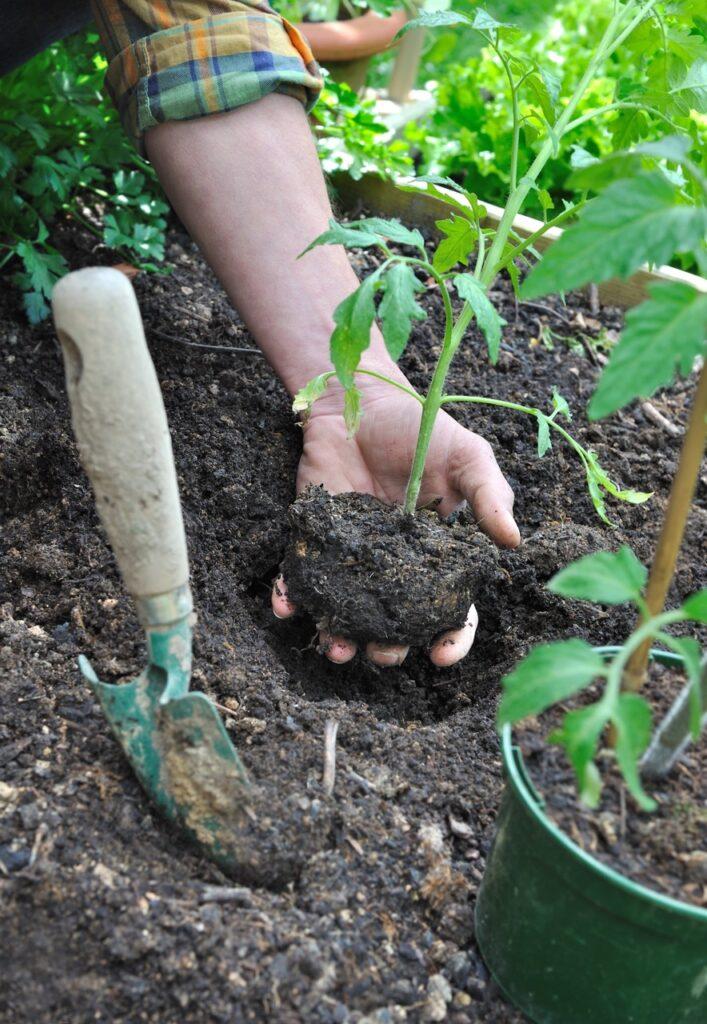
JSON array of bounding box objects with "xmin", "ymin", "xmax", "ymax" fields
[{"xmin": 243, "ymin": 566, "xmax": 503, "ymax": 726}]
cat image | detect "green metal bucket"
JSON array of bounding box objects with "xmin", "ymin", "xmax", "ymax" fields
[{"xmin": 475, "ymin": 648, "xmax": 707, "ymax": 1024}]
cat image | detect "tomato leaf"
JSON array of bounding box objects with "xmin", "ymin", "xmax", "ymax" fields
[
  {"xmin": 452, "ymin": 273, "xmax": 505, "ymax": 363},
  {"xmin": 548, "ymin": 546, "xmax": 647, "ymax": 605},
  {"xmin": 612, "ymin": 693, "xmax": 656, "ymax": 811},
  {"xmin": 379, "ymin": 262, "xmax": 426, "ymax": 361},
  {"xmin": 433, "ymin": 215, "xmax": 477, "ymax": 273},
  {"xmin": 589, "ymin": 282, "xmax": 707, "ymax": 419},
  {"xmin": 356, "ymin": 217, "xmax": 425, "ymax": 253},
  {"xmin": 551, "ymin": 389, "xmax": 571, "ymax": 420},
  {"xmin": 549, "ymin": 701, "xmax": 610, "ymax": 807},
  {"xmin": 683, "ymin": 589, "xmax": 707, "ymax": 624},
  {"xmin": 536, "ymin": 412, "xmax": 552, "ymax": 457},
  {"xmin": 522, "ymin": 173, "xmax": 707, "ymax": 299},
  {"xmin": 300, "ymin": 219, "xmax": 382, "ymax": 257},
  {"xmin": 498, "ymin": 639, "xmax": 606, "ymax": 726},
  {"xmin": 330, "ymin": 272, "xmax": 381, "ymax": 388},
  {"xmin": 292, "ymin": 372, "xmax": 334, "ymax": 419}
]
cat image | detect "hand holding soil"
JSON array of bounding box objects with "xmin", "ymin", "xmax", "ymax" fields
[{"xmin": 272, "ymin": 372, "xmax": 519, "ymax": 667}]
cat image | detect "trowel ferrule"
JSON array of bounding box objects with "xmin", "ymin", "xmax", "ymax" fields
[{"xmin": 136, "ymin": 583, "xmax": 194, "ymax": 628}]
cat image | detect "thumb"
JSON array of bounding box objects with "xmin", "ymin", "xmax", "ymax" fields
[{"xmin": 452, "ymin": 439, "xmax": 521, "ymax": 549}]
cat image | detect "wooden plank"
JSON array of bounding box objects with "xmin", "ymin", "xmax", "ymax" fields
[{"xmin": 331, "ymin": 172, "xmax": 707, "ymax": 309}]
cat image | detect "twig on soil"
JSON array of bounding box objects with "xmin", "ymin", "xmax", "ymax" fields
[
  {"xmin": 213, "ymin": 701, "xmax": 239, "ymax": 718},
  {"xmin": 521, "ymin": 300, "xmax": 573, "ymax": 325},
  {"xmin": 619, "ymin": 787, "xmax": 626, "ymax": 843},
  {"xmin": 641, "ymin": 401, "xmax": 683, "ymax": 438},
  {"xmin": 588, "ymin": 283, "xmax": 600, "ymax": 315},
  {"xmin": 28, "ymin": 822, "xmax": 50, "ymax": 868},
  {"xmin": 173, "ymin": 302, "xmax": 211, "ymax": 325},
  {"xmin": 323, "ymin": 719, "xmax": 339, "ymax": 798},
  {"xmin": 150, "ymin": 327, "xmax": 263, "ymax": 355}
]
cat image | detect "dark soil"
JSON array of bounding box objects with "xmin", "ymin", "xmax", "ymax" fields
[
  {"xmin": 519, "ymin": 662, "xmax": 707, "ymax": 908},
  {"xmin": 283, "ymin": 488, "xmax": 498, "ymax": 644},
  {"xmin": 0, "ymin": 205, "xmax": 705, "ymax": 1024}
]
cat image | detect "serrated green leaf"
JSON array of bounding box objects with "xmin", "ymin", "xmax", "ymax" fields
[
  {"xmin": 471, "ymin": 7, "xmax": 507, "ymax": 32},
  {"xmin": 452, "ymin": 273, "xmax": 505, "ymax": 363},
  {"xmin": 585, "ymin": 465, "xmax": 611, "ymax": 526},
  {"xmin": 15, "ymin": 241, "xmax": 67, "ymax": 300},
  {"xmin": 356, "ymin": 217, "xmax": 425, "ymax": 252},
  {"xmin": 397, "ymin": 180, "xmax": 476, "ymax": 220},
  {"xmin": 525, "ymin": 70, "xmax": 560, "ymax": 122},
  {"xmin": 522, "ymin": 174, "xmax": 707, "ymax": 299},
  {"xmin": 433, "ymin": 215, "xmax": 477, "ymax": 273},
  {"xmin": 498, "ymin": 639, "xmax": 605, "ymax": 727},
  {"xmin": 536, "ymin": 412, "xmax": 551, "ymax": 457},
  {"xmin": 395, "ymin": 10, "xmax": 471, "ymax": 41},
  {"xmin": 330, "ymin": 272, "xmax": 381, "ymax": 388},
  {"xmin": 661, "ymin": 636, "xmax": 704, "ymax": 739},
  {"xmin": 15, "ymin": 113, "xmax": 49, "ymax": 149},
  {"xmin": 636, "ymin": 135, "xmax": 693, "ymax": 163},
  {"xmin": 551, "ymin": 389, "xmax": 571, "ymax": 420},
  {"xmin": 537, "ymin": 188, "xmax": 554, "ymax": 214},
  {"xmin": 0, "ymin": 142, "xmax": 16, "ymax": 176},
  {"xmin": 378, "ymin": 262, "xmax": 426, "ymax": 361},
  {"xmin": 344, "ymin": 385, "xmax": 362, "ymax": 437},
  {"xmin": 668, "ymin": 56, "xmax": 707, "ymax": 115},
  {"xmin": 683, "ymin": 589, "xmax": 707, "ymax": 624},
  {"xmin": 300, "ymin": 219, "xmax": 382, "ymax": 257},
  {"xmin": 548, "ymin": 546, "xmax": 647, "ymax": 605},
  {"xmin": 549, "ymin": 701, "xmax": 610, "ymax": 808},
  {"xmin": 585, "ymin": 451, "xmax": 652, "ymax": 506},
  {"xmin": 23, "ymin": 290, "xmax": 50, "ymax": 324},
  {"xmin": 292, "ymin": 371, "xmax": 334, "ymax": 418},
  {"xmin": 612, "ymin": 693, "xmax": 655, "ymax": 811},
  {"xmin": 589, "ymin": 282, "xmax": 707, "ymax": 419}
]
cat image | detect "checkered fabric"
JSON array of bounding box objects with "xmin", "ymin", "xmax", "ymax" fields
[{"xmin": 91, "ymin": 0, "xmax": 322, "ymax": 147}]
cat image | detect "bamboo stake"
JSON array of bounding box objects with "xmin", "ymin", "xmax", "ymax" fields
[{"xmin": 623, "ymin": 360, "xmax": 707, "ymax": 692}]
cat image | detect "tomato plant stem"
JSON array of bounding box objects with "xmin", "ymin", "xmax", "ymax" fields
[{"xmin": 623, "ymin": 360, "xmax": 707, "ymax": 691}]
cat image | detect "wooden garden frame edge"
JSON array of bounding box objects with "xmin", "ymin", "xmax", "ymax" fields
[{"xmin": 332, "ymin": 171, "xmax": 707, "ymax": 309}]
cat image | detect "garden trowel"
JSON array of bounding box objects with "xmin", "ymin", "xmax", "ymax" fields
[{"xmin": 52, "ymin": 267, "xmax": 253, "ymax": 874}]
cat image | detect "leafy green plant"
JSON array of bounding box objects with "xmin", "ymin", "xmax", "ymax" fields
[
  {"xmin": 312, "ymin": 74, "xmax": 414, "ymax": 179},
  {"xmin": 498, "ymin": 548, "xmax": 707, "ymax": 810},
  {"xmin": 400, "ymin": 0, "xmax": 704, "ymax": 226},
  {"xmin": 296, "ymin": 0, "xmax": 702, "ymax": 520},
  {"xmin": 0, "ymin": 31, "xmax": 170, "ymax": 323}
]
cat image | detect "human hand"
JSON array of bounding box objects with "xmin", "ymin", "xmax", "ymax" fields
[{"xmin": 272, "ymin": 370, "xmax": 519, "ymax": 668}]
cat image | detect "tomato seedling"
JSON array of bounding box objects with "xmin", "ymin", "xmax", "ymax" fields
[
  {"xmin": 498, "ymin": 548, "xmax": 707, "ymax": 810},
  {"xmin": 296, "ymin": 1, "xmax": 702, "ymax": 521}
]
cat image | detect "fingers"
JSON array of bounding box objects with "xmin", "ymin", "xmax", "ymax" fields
[
  {"xmin": 272, "ymin": 576, "xmax": 408, "ymax": 667},
  {"xmin": 452, "ymin": 439, "xmax": 521, "ymax": 549},
  {"xmin": 365, "ymin": 641, "xmax": 409, "ymax": 667},
  {"xmin": 271, "ymin": 575, "xmax": 297, "ymax": 619},
  {"xmin": 430, "ymin": 604, "xmax": 479, "ymax": 668},
  {"xmin": 318, "ymin": 629, "xmax": 357, "ymax": 665}
]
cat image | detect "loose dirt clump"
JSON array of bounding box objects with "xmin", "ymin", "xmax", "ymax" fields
[{"xmin": 283, "ymin": 487, "xmax": 498, "ymax": 644}]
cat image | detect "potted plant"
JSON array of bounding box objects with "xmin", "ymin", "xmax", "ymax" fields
[{"xmin": 474, "ymin": 69, "xmax": 707, "ymax": 1022}]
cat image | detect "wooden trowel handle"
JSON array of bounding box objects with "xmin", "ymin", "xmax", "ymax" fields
[{"xmin": 52, "ymin": 268, "xmax": 189, "ymax": 602}]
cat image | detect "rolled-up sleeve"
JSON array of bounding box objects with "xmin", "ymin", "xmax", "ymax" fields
[{"xmin": 90, "ymin": 0, "xmax": 322, "ymax": 147}]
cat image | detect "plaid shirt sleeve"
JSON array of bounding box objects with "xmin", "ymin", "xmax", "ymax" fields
[{"xmin": 90, "ymin": 0, "xmax": 322, "ymax": 147}]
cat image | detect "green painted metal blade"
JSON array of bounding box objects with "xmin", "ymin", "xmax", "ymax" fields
[{"xmin": 80, "ymin": 655, "xmax": 253, "ymax": 873}]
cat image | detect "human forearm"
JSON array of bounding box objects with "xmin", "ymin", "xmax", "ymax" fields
[{"xmin": 145, "ymin": 94, "xmax": 400, "ymax": 396}]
